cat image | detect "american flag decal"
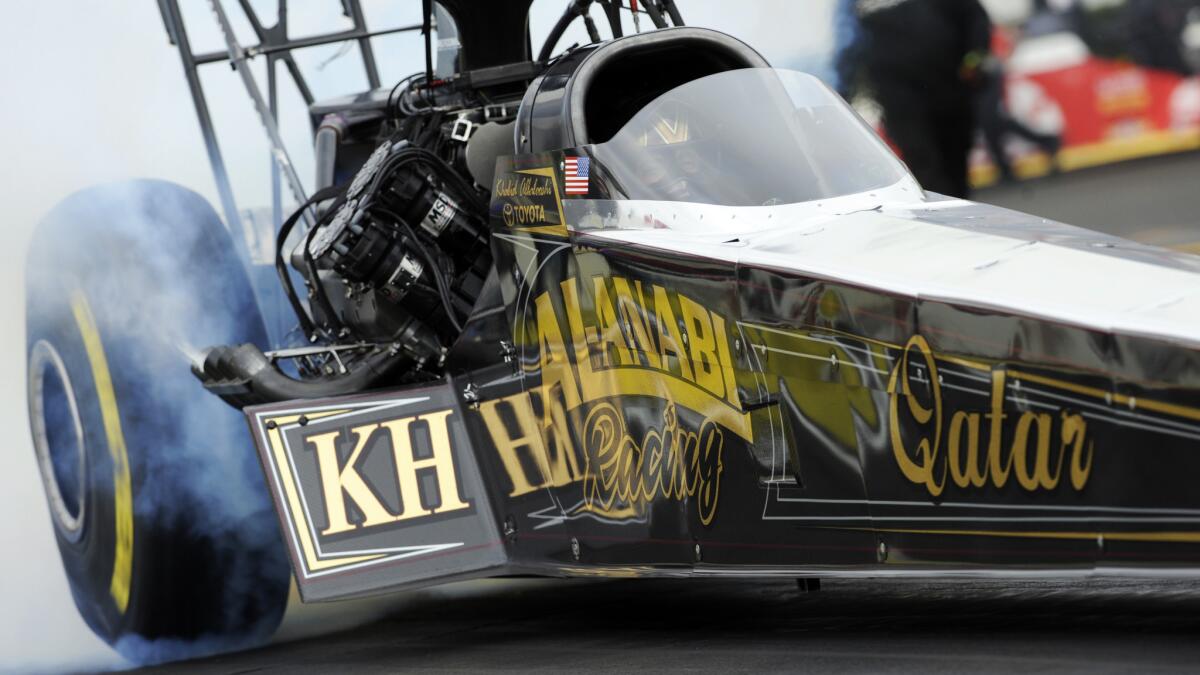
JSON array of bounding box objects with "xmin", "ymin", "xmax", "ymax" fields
[{"xmin": 564, "ymin": 156, "xmax": 589, "ymax": 195}]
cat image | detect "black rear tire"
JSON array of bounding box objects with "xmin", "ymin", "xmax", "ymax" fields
[{"xmin": 25, "ymin": 181, "xmax": 289, "ymax": 663}]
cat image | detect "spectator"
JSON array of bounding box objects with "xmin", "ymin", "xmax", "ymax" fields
[
  {"xmin": 847, "ymin": 0, "xmax": 993, "ymax": 197},
  {"xmin": 1126, "ymin": 0, "xmax": 1192, "ymax": 75},
  {"xmin": 976, "ymin": 25, "xmax": 1061, "ymax": 182}
]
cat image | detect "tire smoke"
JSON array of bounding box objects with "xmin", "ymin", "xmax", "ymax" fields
[{"xmin": 22, "ymin": 181, "xmax": 291, "ymax": 667}]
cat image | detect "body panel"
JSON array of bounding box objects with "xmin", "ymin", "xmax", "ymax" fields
[{"xmin": 246, "ymin": 150, "xmax": 1200, "ymax": 601}]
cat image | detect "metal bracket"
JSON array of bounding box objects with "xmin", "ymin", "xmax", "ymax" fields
[
  {"xmin": 461, "ymin": 381, "xmax": 480, "ymax": 409},
  {"xmin": 450, "ymin": 116, "xmax": 477, "ymax": 142},
  {"xmin": 484, "ymin": 103, "xmax": 510, "ymax": 121}
]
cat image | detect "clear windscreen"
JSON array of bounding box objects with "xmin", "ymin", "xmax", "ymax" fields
[{"xmin": 587, "ymin": 68, "xmax": 911, "ymax": 207}]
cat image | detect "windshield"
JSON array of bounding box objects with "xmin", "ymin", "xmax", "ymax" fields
[{"xmin": 587, "ymin": 68, "xmax": 912, "ymax": 207}]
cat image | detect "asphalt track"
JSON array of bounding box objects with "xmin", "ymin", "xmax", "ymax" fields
[
  {"xmin": 975, "ymin": 150, "xmax": 1200, "ymax": 247},
  {"xmin": 138, "ymin": 152, "xmax": 1200, "ymax": 675},
  {"xmin": 147, "ymin": 577, "xmax": 1200, "ymax": 674}
]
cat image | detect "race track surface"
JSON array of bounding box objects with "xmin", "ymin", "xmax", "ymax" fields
[
  {"xmin": 137, "ymin": 152, "xmax": 1200, "ymax": 675},
  {"xmin": 976, "ymin": 150, "xmax": 1200, "ymax": 246},
  {"xmin": 147, "ymin": 577, "xmax": 1200, "ymax": 674}
]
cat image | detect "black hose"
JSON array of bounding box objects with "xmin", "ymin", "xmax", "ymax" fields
[
  {"xmin": 661, "ymin": 0, "xmax": 684, "ymax": 25},
  {"xmin": 599, "ymin": 0, "xmax": 623, "ymax": 37},
  {"xmin": 277, "ymin": 143, "xmax": 482, "ymax": 345},
  {"xmin": 275, "ymin": 185, "xmax": 346, "ymax": 340},
  {"xmin": 643, "ymin": 0, "xmax": 667, "ymax": 29},
  {"xmin": 366, "ymin": 145, "xmax": 487, "ymax": 215},
  {"xmin": 302, "ymin": 210, "xmax": 350, "ymax": 338},
  {"xmin": 538, "ymin": 0, "xmax": 587, "ymax": 62},
  {"xmin": 387, "ymin": 71, "xmax": 422, "ymax": 119},
  {"xmin": 373, "ymin": 206, "xmax": 465, "ymax": 333},
  {"xmin": 583, "ymin": 11, "xmax": 601, "ymax": 43},
  {"xmin": 196, "ymin": 343, "xmax": 408, "ymax": 404}
]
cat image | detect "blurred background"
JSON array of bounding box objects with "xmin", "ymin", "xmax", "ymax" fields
[
  {"xmin": 2, "ymin": 0, "xmax": 1199, "ymax": 672},
  {"xmin": 839, "ymin": 0, "xmax": 1200, "ymax": 201}
]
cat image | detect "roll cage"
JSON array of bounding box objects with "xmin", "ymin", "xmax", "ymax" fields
[{"xmin": 155, "ymin": 0, "xmax": 685, "ymax": 256}]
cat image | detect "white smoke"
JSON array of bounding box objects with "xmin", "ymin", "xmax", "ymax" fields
[
  {"xmin": 0, "ymin": 3, "xmax": 294, "ymax": 670},
  {"xmin": 17, "ymin": 177, "xmax": 294, "ymax": 669},
  {"xmin": 0, "ymin": 2, "xmax": 844, "ymax": 672},
  {"xmin": 0, "ymin": 2, "xmax": 423, "ymax": 671}
]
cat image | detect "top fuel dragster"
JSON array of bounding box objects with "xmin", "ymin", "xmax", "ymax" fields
[{"xmin": 24, "ymin": 0, "xmax": 1200, "ymax": 662}]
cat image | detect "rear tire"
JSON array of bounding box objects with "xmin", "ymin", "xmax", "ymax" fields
[{"xmin": 25, "ymin": 181, "xmax": 289, "ymax": 663}]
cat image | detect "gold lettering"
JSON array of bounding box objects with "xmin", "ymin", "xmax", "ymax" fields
[
  {"xmin": 382, "ymin": 411, "xmax": 470, "ymax": 520},
  {"xmin": 1063, "ymin": 412, "xmax": 1093, "ymax": 490},
  {"xmin": 545, "ymin": 394, "xmax": 585, "ymax": 487},
  {"xmin": 679, "ymin": 295, "xmax": 723, "ymax": 396},
  {"xmin": 1034, "ymin": 412, "xmax": 1066, "ymax": 489},
  {"xmin": 888, "ymin": 338, "xmax": 1094, "ymax": 496},
  {"xmin": 653, "ymin": 285, "xmax": 694, "ymax": 382},
  {"xmin": 582, "ymin": 402, "xmax": 723, "ymax": 525},
  {"xmin": 711, "ymin": 313, "xmax": 741, "ymax": 408},
  {"xmin": 517, "ymin": 175, "xmax": 553, "ymax": 196},
  {"xmin": 536, "ymin": 292, "xmax": 581, "ymax": 413},
  {"xmin": 593, "ymin": 277, "xmax": 632, "ymax": 367},
  {"xmin": 948, "ymin": 411, "xmax": 986, "ymax": 488},
  {"xmin": 986, "ymin": 370, "xmax": 1012, "ymax": 487},
  {"xmin": 694, "ymin": 418, "xmax": 724, "ymax": 525},
  {"xmin": 887, "ymin": 335, "xmax": 945, "ymax": 497},
  {"xmin": 510, "ymin": 203, "xmax": 546, "ymax": 224},
  {"xmin": 562, "ymin": 278, "xmax": 602, "ymax": 401},
  {"xmin": 309, "ymin": 425, "xmax": 394, "ymax": 535},
  {"xmin": 1011, "ymin": 412, "xmax": 1052, "ymax": 491},
  {"xmin": 613, "ymin": 277, "xmax": 661, "ymax": 370},
  {"xmin": 494, "ymin": 178, "xmax": 518, "ymax": 197},
  {"xmin": 479, "ymin": 395, "xmax": 553, "ymax": 497}
]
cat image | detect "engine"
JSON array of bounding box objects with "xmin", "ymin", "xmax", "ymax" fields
[
  {"xmin": 299, "ymin": 140, "xmax": 491, "ymax": 361},
  {"xmin": 195, "ymin": 102, "xmax": 502, "ymax": 407}
]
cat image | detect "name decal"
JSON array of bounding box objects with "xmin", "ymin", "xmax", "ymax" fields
[
  {"xmin": 479, "ymin": 273, "xmax": 746, "ymax": 525},
  {"xmin": 888, "ymin": 335, "xmax": 1094, "ymax": 498}
]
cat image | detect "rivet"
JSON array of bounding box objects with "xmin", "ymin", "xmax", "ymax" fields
[
  {"xmin": 877, "ymin": 540, "xmax": 888, "ymax": 562},
  {"xmin": 571, "ymin": 537, "xmax": 581, "ymax": 561},
  {"xmin": 462, "ymin": 382, "xmax": 480, "ymax": 406},
  {"xmin": 297, "ymin": 415, "xmax": 309, "ymax": 426},
  {"xmin": 694, "ymin": 543, "xmax": 702, "ymax": 562}
]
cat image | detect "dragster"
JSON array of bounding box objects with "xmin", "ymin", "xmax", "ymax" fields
[{"xmin": 23, "ymin": 0, "xmax": 1200, "ymax": 661}]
